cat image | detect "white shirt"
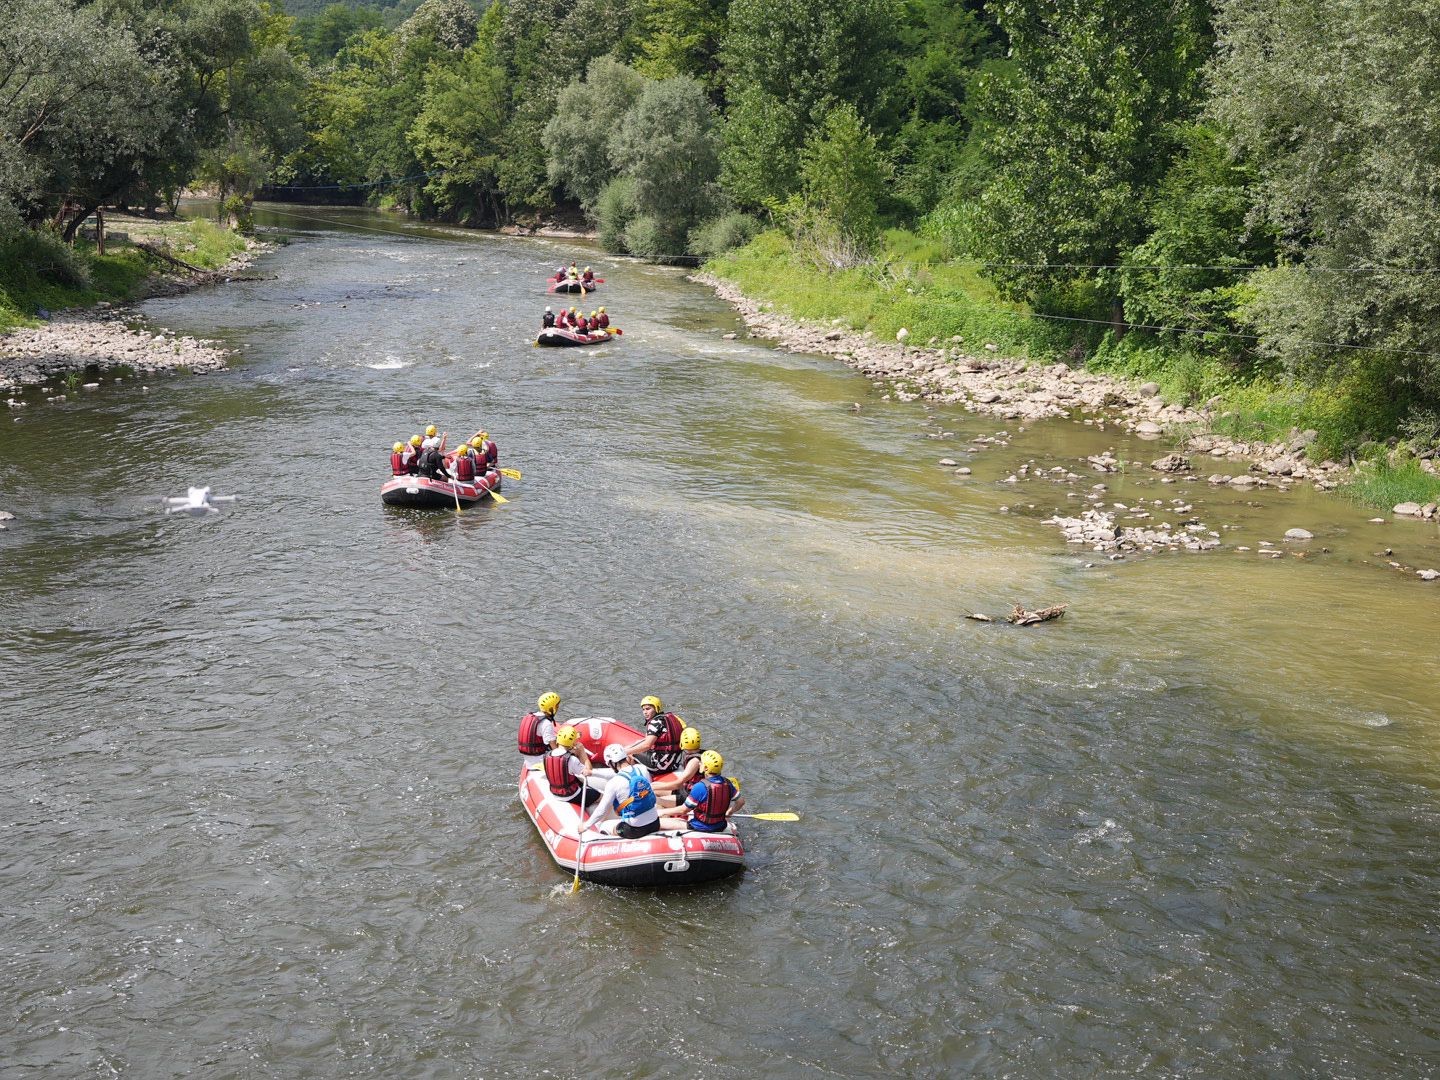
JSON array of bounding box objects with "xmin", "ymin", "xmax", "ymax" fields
[
  {"xmin": 521, "ymin": 716, "xmax": 557, "ymax": 767},
  {"xmin": 582, "ymin": 764, "xmax": 658, "ymax": 832},
  {"xmin": 421, "ymin": 434, "xmax": 442, "ymax": 451}
]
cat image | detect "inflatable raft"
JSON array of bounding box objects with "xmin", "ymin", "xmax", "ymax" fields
[
  {"xmin": 519, "ymin": 716, "xmax": 745, "ymax": 888},
  {"xmin": 546, "ymin": 279, "xmax": 597, "ymax": 294},
  {"xmin": 537, "ymin": 328, "xmax": 611, "ymax": 347},
  {"xmin": 381, "ymin": 469, "xmax": 501, "ymax": 509}
]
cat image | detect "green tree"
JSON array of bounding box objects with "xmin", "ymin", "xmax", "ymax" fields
[
  {"xmin": 974, "ymin": 0, "xmax": 1212, "ymax": 320},
  {"xmin": 542, "ymin": 57, "xmax": 645, "ymax": 209},
  {"xmin": 295, "ymin": 3, "xmax": 384, "ymax": 63},
  {"xmin": 1209, "ymin": 0, "xmax": 1440, "ymax": 424},
  {"xmin": 611, "ymin": 74, "xmax": 720, "ymax": 256},
  {"xmin": 719, "ymin": 0, "xmax": 897, "ymax": 209},
  {"xmin": 408, "ymin": 4, "xmax": 508, "ymax": 223},
  {"xmin": 1119, "ymin": 124, "xmax": 1272, "ymax": 348},
  {"xmin": 788, "ymin": 102, "xmax": 890, "ymax": 265},
  {"xmin": 634, "ymin": 0, "xmax": 728, "ymax": 93}
]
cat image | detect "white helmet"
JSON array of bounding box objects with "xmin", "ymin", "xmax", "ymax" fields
[{"xmin": 604, "ymin": 743, "xmax": 628, "ymax": 767}]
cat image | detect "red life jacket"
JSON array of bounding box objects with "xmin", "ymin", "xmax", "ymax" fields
[
  {"xmin": 390, "ymin": 452, "xmax": 406, "ymax": 475},
  {"xmin": 654, "ymin": 712, "xmax": 684, "ymax": 758},
  {"xmin": 518, "ymin": 712, "xmax": 549, "ymax": 756},
  {"xmin": 576, "ymin": 317, "xmax": 589, "ymax": 333},
  {"xmin": 596, "ymin": 313, "xmax": 609, "ymax": 328},
  {"xmin": 454, "ymin": 455, "xmax": 475, "ymax": 483},
  {"xmin": 482, "ymin": 440, "xmax": 498, "ymax": 469},
  {"xmin": 692, "ymin": 776, "xmax": 733, "ymax": 827},
  {"xmin": 544, "ymin": 751, "xmax": 581, "ymax": 797},
  {"xmin": 582, "ymin": 271, "xmax": 594, "ymax": 283}
]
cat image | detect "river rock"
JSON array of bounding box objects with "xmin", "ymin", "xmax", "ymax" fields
[
  {"xmin": 1135, "ymin": 420, "xmax": 1163, "ymax": 436},
  {"xmin": 1423, "ymin": 503, "xmax": 1438, "ymax": 519},
  {"xmin": 1284, "ymin": 528, "xmax": 1314, "ymax": 540},
  {"xmin": 1138, "ymin": 382, "xmax": 1160, "ymax": 398},
  {"xmin": 1150, "ymin": 453, "xmax": 1190, "ymax": 473},
  {"xmin": 938, "ymin": 458, "xmax": 958, "ymax": 467},
  {"xmin": 1419, "ymin": 569, "xmax": 1439, "ymax": 581},
  {"xmin": 1393, "ymin": 502, "xmax": 1423, "ymax": 517}
]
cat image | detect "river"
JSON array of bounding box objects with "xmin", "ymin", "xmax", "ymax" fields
[{"xmin": 1, "ymin": 205, "xmax": 1437, "ymax": 1077}]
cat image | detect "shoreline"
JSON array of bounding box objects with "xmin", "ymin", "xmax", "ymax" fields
[
  {"xmin": 690, "ymin": 271, "xmax": 1440, "ymax": 564},
  {"xmin": 0, "ymin": 238, "xmax": 269, "ymax": 404}
]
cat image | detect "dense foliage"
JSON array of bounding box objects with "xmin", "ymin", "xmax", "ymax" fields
[{"xmin": 3, "ymin": 0, "xmax": 1439, "ymax": 448}]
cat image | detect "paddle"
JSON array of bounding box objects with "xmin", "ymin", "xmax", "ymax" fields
[
  {"xmin": 570, "ymin": 834, "xmax": 586, "ymax": 893},
  {"xmin": 483, "ymin": 485, "xmax": 508, "ymax": 505},
  {"xmin": 605, "ymin": 327, "xmax": 622, "ymax": 336},
  {"xmin": 451, "ymin": 477, "xmax": 462, "ymax": 514},
  {"xmin": 732, "ymin": 812, "xmax": 800, "ymax": 821},
  {"xmin": 500, "ymin": 468, "xmax": 522, "ymax": 480}
]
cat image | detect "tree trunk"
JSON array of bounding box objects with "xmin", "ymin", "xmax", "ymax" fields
[
  {"xmin": 1110, "ymin": 297, "xmax": 1127, "ymax": 340},
  {"xmin": 95, "ymin": 208, "xmax": 105, "ymax": 256},
  {"xmin": 60, "ymin": 200, "xmax": 102, "ymax": 245}
]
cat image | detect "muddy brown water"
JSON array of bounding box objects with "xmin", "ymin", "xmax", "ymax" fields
[{"xmin": 1, "ymin": 204, "xmax": 1437, "ymax": 1077}]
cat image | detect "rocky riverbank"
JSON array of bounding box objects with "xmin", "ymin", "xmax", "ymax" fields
[
  {"xmin": 693, "ymin": 270, "xmax": 1440, "ymax": 576},
  {"xmin": 0, "ymin": 238, "xmax": 268, "ymax": 404},
  {"xmin": 691, "ymin": 270, "xmax": 1354, "ymax": 487}
]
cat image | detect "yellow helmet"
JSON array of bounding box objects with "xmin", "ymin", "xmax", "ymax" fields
[
  {"xmin": 457, "ymin": 444, "xmax": 469, "ymax": 455},
  {"xmin": 680, "ymin": 727, "xmax": 702, "ymax": 751},
  {"xmin": 570, "ymin": 307, "xmax": 578, "ymax": 314},
  {"xmin": 392, "ymin": 442, "xmax": 404, "ymax": 453},
  {"xmin": 701, "ymin": 750, "xmax": 724, "ymax": 775},
  {"xmin": 641, "ymin": 695, "xmax": 662, "ymax": 712},
  {"xmin": 584, "ymin": 266, "xmax": 591, "ymax": 272},
  {"xmin": 478, "ymin": 431, "xmax": 488, "ymax": 442},
  {"xmin": 471, "ymin": 436, "xmax": 484, "ymax": 448},
  {"xmin": 556, "ymin": 725, "xmax": 579, "ymax": 749},
  {"xmin": 598, "ymin": 307, "xmax": 605, "ymax": 313},
  {"xmin": 537, "ymin": 692, "xmax": 561, "ymax": 715},
  {"xmin": 410, "ymin": 434, "xmax": 423, "ymax": 446},
  {"xmin": 425, "ymin": 424, "xmax": 437, "ymax": 437},
  {"xmin": 590, "ymin": 311, "xmax": 597, "ymax": 318}
]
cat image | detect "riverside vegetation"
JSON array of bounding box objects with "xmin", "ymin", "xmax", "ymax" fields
[{"xmin": 3, "ymin": 0, "xmax": 1439, "ymax": 503}]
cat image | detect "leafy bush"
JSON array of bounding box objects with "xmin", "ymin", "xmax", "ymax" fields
[
  {"xmin": 0, "ymin": 227, "xmax": 91, "ymax": 290},
  {"xmin": 593, "ymin": 176, "xmax": 638, "ymax": 253},
  {"xmin": 623, "ymin": 213, "xmax": 689, "ymax": 263},
  {"xmin": 689, "ymin": 212, "xmax": 762, "ymax": 258}
]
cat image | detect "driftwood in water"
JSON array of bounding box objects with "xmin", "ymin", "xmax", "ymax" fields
[{"xmin": 1008, "ymin": 604, "xmax": 1067, "ymax": 625}]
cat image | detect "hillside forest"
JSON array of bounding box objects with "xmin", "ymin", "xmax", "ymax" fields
[{"xmin": 4, "ymin": 0, "xmax": 1440, "ymax": 461}]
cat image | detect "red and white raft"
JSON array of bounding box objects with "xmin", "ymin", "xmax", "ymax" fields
[
  {"xmin": 380, "ymin": 469, "xmax": 501, "ymax": 509},
  {"xmin": 519, "ymin": 716, "xmax": 745, "ymax": 888}
]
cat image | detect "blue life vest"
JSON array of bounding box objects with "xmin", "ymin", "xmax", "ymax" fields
[{"xmin": 616, "ymin": 766, "xmax": 656, "ymax": 819}]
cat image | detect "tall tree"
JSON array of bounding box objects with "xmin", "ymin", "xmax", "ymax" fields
[
  {"xmin": 718, "ymin": 0, "xmax": 897, "ymax": 210},
  {"xmin": 542, "ymin": 57, "xmax": 646, "ymax": 209},
  {"xmin": 974, "ymin": 0, "xmax": 1212, "ymax": 320},
  {"xmin": 1209, "ymin": 0, "xmax": 1440, "ymax": 423}
]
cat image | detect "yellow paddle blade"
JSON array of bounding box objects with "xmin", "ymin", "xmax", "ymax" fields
[
  {"xmin": 485, "ymin": 488, "xmax": 508, "ymax": 504},
  {"xmin": 735, "ymin": 812, "xmax": 799, "ymax": 821},
  {"xmin": 499, "ymin": 468, "xmax": 523, "ymax": 480}
]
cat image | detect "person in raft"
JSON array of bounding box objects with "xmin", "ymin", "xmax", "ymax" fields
[
  {"xmin": 625, "ymin": 695, "xmax": 686, "ymax": 774},
  {"xmin": 581, "ymin": 266, "xmax": 594, "ymax": 285},
  {"xmin": 574, "ymin": 311, "xmax": 590, "ymax": 333},
  {"xmin": 657, "ymin": 750, "xmax": 744, "ymax": 832},
  {"xmin": 546, "ymin": 726, "xmax": 603, "ymax": 810},
  {"xmin": 542, "ymin": 306, "xmax": 555, "ymax": 329},
  {"xmin": 519, "ymin": 691, "xmax": 561, "ymax": 768},
  {"xmin": 651, "ymin": 726, "xmax": 704, "ymax": 808},
  {"xmin": 420, "ymin": 424, "xmax": 442, "ymax": 452},
  {"xmin": 450, "ymin": 443, "xmax": 477, "ymax": 484},
  {"xmin": 404, "ymin": 434, "xmax": 423, "ymax": 474},
  {"xmin": 553, "ymin": 266, "xmax": 566, "ymax": 282},
  {"xmin": 471, "ymin": 433, "xmax": 497, "ymax": 473},
  {"xmin": 594, "ymin": 307, "xmax": 609, "ymax": 329},
  {"xmin": 390, "ymin": 441, "xmax": 407, "ymax": 476},
  {"xmin": 580, "ymin": 744, "xmax": 660, "ymax": 838},
  {"xmin": 567, "ymin": 262, "xmax": 579, "ymax": 281}
]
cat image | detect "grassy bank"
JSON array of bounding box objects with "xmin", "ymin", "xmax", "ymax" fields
[
  {"xmin": 706, "ymin": 229, "xmax": 1409, "ymax": 471},
  {"xmin": 0, "ymin": 218, "xmax": 247, "ymax": 333}
]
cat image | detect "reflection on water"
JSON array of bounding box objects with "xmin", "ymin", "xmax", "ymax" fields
[{"xmin": 0, "ymin": 205, "xmax": 1437, "ymax": 1076}]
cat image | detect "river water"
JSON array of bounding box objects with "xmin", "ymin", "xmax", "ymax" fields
[{"xmin": 2, "ymin": 205, "xmax": 1437, "ymax": 1078}]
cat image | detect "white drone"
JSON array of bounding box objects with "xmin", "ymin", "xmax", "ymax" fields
[{"xmin": 164, "ymin": 486, "xmax": 238, "ymax": 515}]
